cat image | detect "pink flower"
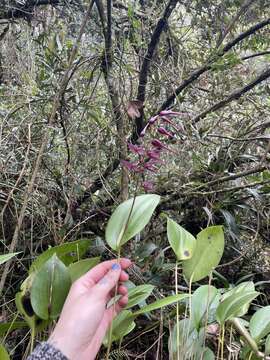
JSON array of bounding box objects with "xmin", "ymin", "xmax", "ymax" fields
[
  {"xmin": 147, "ymin": 150, "xmax": 161, "ymax": 160},
  {"xmin": 159, "ymin": 110, "xmax": 183, "ymax": 116},
  {"xmin": 151, "ymin": 139, "xmax": 165, "ymax": 149},
  {"xmin": 128, "ymin": 143, "xmax": 145, "ymax": 155},
  {"xmin": 121, "ymin": 160, "xmax": 136, "ymax": 171},
  {"xmin": 144, "ymin": 161, "xmax": 158, "ymax": 172},
  {"xmin": 157, "ymin": 127, "xmax": 174, "ymax": 138},
  {"xmin": 149, "ymin": 115, "xmax": 159, "ymax": 124},
  {"xmin": 142, "ymin": 181, "xmax": 154, "ymax": 191}
]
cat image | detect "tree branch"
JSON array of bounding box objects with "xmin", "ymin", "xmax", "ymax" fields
[
  {"xmin": 159, "ymin": 17, "xmax": 270, "ymax": 111},
  {"xmin": 134, "ymin": 0, "xmax": 178, "ymax": 137},
  {"xmin": 192, "ymin": 67, "xmax": 270, "ymax": 124}
]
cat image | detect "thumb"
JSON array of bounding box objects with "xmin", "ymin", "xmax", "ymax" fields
[{"xmin": 93, "ymin": 263, "xmax": 121, "ymax": 299}]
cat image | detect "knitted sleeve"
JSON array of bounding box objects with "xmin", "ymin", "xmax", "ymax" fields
[{"xmin": 27, "ymin": 342, "xmax": 69, "ymax": 360}]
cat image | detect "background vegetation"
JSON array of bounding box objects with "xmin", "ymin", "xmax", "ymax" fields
[{"xmin": 0, "ymin": 0, "xmax": 270, "ymax": 358}]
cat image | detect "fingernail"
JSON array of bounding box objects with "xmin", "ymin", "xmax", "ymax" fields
[{"xmin": 112, "ymin": 263, "xmax": 120, "ymax": 270}]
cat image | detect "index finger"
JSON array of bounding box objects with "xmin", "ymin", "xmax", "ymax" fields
[{"xmin": 79, "ymin": 258, "xmax": 131, "ymax": 287}]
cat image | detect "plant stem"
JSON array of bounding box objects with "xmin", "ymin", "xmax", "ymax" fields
[{"xmin": 175, "ymin": 262, "xmax": 180, "ymax": 360}]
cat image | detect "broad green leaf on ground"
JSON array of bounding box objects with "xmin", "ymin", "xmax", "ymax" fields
[
  {"xmin": 0, "ymin": 252, "xmax": 21, "ymax": 265},
  {"xmin": 68, "ymin": 257, "xmax": 100, "ymax": 282},
  {"xmin": 191, "ymin": 285, "xmax": 218, "ymax": 330},
  {"xmin": 132, "ymin": 293, "xmax": 189, "ymax": 316},
  {"xmin": 183, "ymin": 226, "xmax": 224, "ymax": 282},
  {"xmin": 250, "ymin": 305, "xmax": 270, "ymax": 342},
  {"xmin": 103, "ymin": 310, "xmax": 135, "ymax": 345},
  {"xmin": 30, "ymin": 254, "xmax": 71, "ymax": 320},
  {"xmin": 0, "ymin": 345, "xmax": 10, "ymax": 360},
  {"xmin": 126, "ymin": 284, "xmax": 154, "ymax": 309},
  {"xmin": 105, "ymin": 194, "xmax": 160, "ymax": 251},
  {"xmin": 216, "ymin": 291, "xmax": 259, "ymax": 325},
  {"xmin": 29, "ymin": 239, "xmax": 91, "ymax": 273},
  {"xmin": 167, "ymin": 218, "xmax": 196, "ymax": 260}
]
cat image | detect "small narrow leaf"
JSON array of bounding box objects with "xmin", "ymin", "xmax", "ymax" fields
[
  {"xmin": 126, "ymin": 285, "xmax": 154, "ymax": 309},
  {"xmin": 132, "ymin": 294, "xmax": 189, "ymax": 316},
  {"xmin": 106, "ymin": 194, "xmax": 160, "ymax": 251},
  {"xmin": 103, "ymin": 310, "xmax": 135, "ymax": 345},
  {"xmin": 30, "ymin": 254, "xmax": 71, "ymax": 320},
  {"xmin": 250, "ymin": 305, "xmax": 270, "ymax": 342},
  {"xmin": 265, "ymin": 334, "xmax": 270, "ymax": 355},
  {"xmin": 216, "ymin": 291, "xmax": 259, "ymax": 325},
  {"xmin": 167, "ymin": 218, "xmax": 196, "ymax": 260},
  {"xmin": 0, "ymin": 252, "xmax": 20, "ymax": 265},
  {"xmin": 183, "ymin": 226, "xmax": 224, "ymax": 282}
]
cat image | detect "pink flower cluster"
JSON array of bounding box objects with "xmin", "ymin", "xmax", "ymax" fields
[{"xmin": 121, "ymin": 110, "xmax": 184, "ymax": 192}]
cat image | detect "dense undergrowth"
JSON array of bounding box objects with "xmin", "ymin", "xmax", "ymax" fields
[{"xmin": 1, "ymin": 0, "xmax": 270, "ymax": 358}]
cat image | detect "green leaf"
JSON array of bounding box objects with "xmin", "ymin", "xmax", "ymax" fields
[
  {"xmin": 103, "ymin": 310, "xmax": 136, "ymax": 345},
  {"xmin": 68, "ymin": 257, "xmax": 100, "ymax": 282},
  {"xmin": 0, "ymin": 345, "xmax": 10, "ymax": 360},
  {"xmin": 15, "ymin": 292, "xmax": 49, "ymax": 332},
  {"xmin": 200, "ymin": 348, "xmax": 215, "ymax": 360},
  {"xmin": 167, "ymin": 218, "xmax": 196, "ymax": 260},
  {"xmin": 29, "ymin": 239, "xmax": 91, "ymax": 273},
  {"xmin": 223, "ymin": 282, "xmax": 255, "ymax": 317},
  {"xmin": 250, "ymin": 306, "xmax": 270, "ymax": 342},
  {"xmin": 30, "ymin": 254, "xmax": 71, "ymax": 320},
  {"xmin": 169, "ymin": 318, "xmax": 199, "ymax": 358},
  {"xmin": 183, "ymin": 226, "xmax": 224, "ymax": 282},
  {"xmin": 0, "ymin": 252, "xmax": 20, "ymax": 265},
  {"xmin": 265, "ymin": 334, "xmax": 270, "ymax": 355},
  {"xmin": 126, "ymin": 284, "xmax": 154, "ymax": 309},
  {"xmin": 105, "ymin": 194, "xmax": 160, "ymax": 251},
  {"xmin": 132, "ymin": 294, "xmax": 189, "ymax": 316},
  {"xmin": 0, "ymin": 321, "xmax": 28, "ymax": 336},
  {"xmin": 191, "ymin": 285, "xmax": 219, "ymax": 330},
  {"xmin": 216, "ymin": 291, "xmax": 259, "ymax": 325}
]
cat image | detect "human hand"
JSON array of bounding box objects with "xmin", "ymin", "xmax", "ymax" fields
[{"xmin": 48, "ymin": 258, "xmax": 131, "ymax": 360}]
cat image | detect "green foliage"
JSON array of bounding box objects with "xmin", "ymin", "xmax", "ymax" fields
[
  {"xmin": 249, "ymin": 306, "xmax": 270, "ymax": 342},
  {"xmin": 167, "ymin": 218, "xmax": 196, "ymax": 260},
  {"xmin": 126, "ymin": 284, "xmax": 154, "ymax": 309},
  {"xmin": 106, "ymin": 194, "xmax": 160, "ymax": 251},
  {"xmin": 0, "ymin": 252, "xmax": 21, "ymax": 265},
  {"xmin": 0, "ymin": 345, "xmax": 10, "ymax": 360},
  {"xmin": 68, "ymin": 257, "xmax": 100, "ymax": 282},
  {"xmin": 182, "ymin": 226, "xmax": 224, "ymax": 282},
  {"xmin": 216, "ymin": 291, "xmax": 259, "ymax": 325},
  {"xmin": 30, "ymin": 254, "xmax": 71, "ymax": 320},
  {"xmin": 29, "ymin": 239, "xmax": 91, "ymax": 273}
]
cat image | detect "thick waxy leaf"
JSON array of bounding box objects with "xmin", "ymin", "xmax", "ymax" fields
[
  {"xmin": 30, "ymin": 255, "xmax": 71, "ymax": 320},
  {"xmin": 106, "ymin": 194, "xmax": 160, "ymax": 251},
  {"xmin": 15, "ymin": 292, "xmax": 49, "ymax": 332},
  {"xmin": 191, "ymin": 285, "xmax": 219, "ymax": 330},
  {"xmin": 183, "ymin": 226, "xmax": 224, "ymax": 282},
  {"xmin": 223, "ymin": 282, "xmax": 255, "ymax": 317},
  {"xmin": 216, "ymin": 291, "xmax": 259, "ymax": 325},
  {"xmin": 167, "ymin": 218, "xmax": 196, "ymax": 260},
  {"xmin": 103, "ymin": 310, "xmax": 135, "ymax": 345},
  {"xmin": 250, "ymin": 306, "xmax": 270, "ymax": 342},
  {"xmin": 169, "ymin": 318, "xmax": 199, "ymax": 358},
  {"xmin": 29, "ymin": 239, "xmax": 91, "ymax": 273},
  {"xmin": 0, "ymin": 345, "xmax": 10, "ymax": 360},
  {"xmin": 126, "ymin": 284, "xmax": 154, "ymax": 309},
  {"xmin": 0, "ymin": 252, "xmax": 20, "ymax": 265},
  {"xmin": 69, "ymin": 257, "xmax": 100, "ymax": 282},
  {"xmin": 265, "ymin": 334, "xmax": 270, "ymax": 355},
  {"xmin": 132, "ymin": 293, "xmax": 189, "ymax": 316}
]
